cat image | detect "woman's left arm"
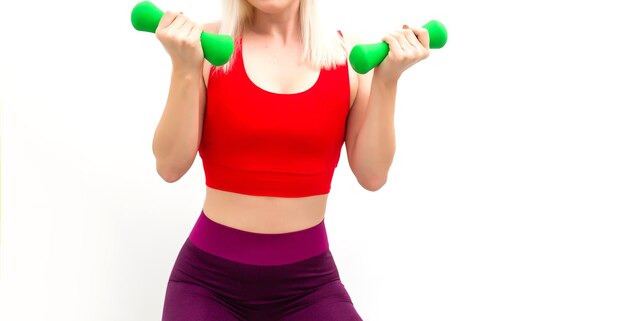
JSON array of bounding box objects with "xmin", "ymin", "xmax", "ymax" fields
[{"xmin": 345, "ymin": 25, "xmax": 431, "ymax": 191}]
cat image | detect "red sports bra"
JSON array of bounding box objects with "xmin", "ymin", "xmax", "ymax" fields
[{"xmin": 198, "ymin": 36, "xmax": 350, "ymax": 197}]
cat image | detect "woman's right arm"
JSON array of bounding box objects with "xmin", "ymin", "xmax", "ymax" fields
[
  {"xmin": 151, "ymin": 12, "xmax": 216, "ymax": 182},
  {"xmin": 152, "ymin": 63, "xmax": 205, "ymax": 183}
]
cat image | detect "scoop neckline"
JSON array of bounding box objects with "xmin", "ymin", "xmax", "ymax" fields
[{"xmin": 239, "ymin": 35, "xmax": 322, "ymax": 96}]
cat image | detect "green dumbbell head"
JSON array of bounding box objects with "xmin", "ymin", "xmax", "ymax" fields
[
  {"xmin": 349, "ymin": 20, "xmax": 448, "ymax": 74},
  {"xmin": 131, "ymin": 1, "xmax": 163, "ymax": 32},
  {"xmin": 131, "ymin": 1, "xmax": 234, "ymax": 66},
  {"xmin": 422, "ymin": 20, "xmax": 448, "ymax": 49}
]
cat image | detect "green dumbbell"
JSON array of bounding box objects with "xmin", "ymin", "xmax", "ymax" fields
[
  {"xmin": 131, "ymin": 1, "xmax": 234, "ymax": 66},
  {"xmin": 349, "ymin": 20, "xmax": 448, "ymax": 74}
]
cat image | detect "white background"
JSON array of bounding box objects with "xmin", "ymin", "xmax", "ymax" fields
[{"xmin": 1, "ymin": 0, "xmax": 625, "ymax": 320}]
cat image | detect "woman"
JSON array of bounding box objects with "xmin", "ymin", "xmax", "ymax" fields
[{"xmin": 152, "ymin": 0, "xmax": 430, "ymax": 320}]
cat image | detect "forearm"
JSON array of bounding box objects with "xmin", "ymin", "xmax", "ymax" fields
[
  {"xmin": 351, "ymin": 71, "xmax": 398, "ymax": 185},
  {"xmin": 152, "ymin": 65, "xmax": 205, "ymax": 178}
]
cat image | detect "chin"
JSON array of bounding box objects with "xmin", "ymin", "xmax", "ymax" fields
[{"xmin": 246, "ymin": 0, "xmax": 299, "ymax": 14}]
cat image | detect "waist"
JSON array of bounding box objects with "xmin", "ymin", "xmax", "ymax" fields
[
  {"xmin": 203, "ymin": 186, "xmax": 328, "ymax": 234},
  {"xmin": 189, "ymin": 209, "xmax": 330, "ymax": 266}
]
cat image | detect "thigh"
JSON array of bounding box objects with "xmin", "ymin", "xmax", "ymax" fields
[
  {"xmin": 161, "ymin": 280, "xmax": 242, "ymax": 321},
  {"xmin": 278, "ymin": 279, "xmax": 364, "ymax": 321}
]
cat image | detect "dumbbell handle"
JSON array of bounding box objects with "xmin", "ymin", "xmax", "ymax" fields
[
  {"xmin": 130, "ymin": 1, "xmax": 234, "ymax": 66},
  {"xmin": 349, "ymin": 20, "xmax": 448, "ymax": 74}
]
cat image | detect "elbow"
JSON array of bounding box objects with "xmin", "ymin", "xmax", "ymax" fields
[
  {"xmin": 157, "ymin": 166, "xmax": 182, "ymax": 183},
  {"xmin": 359, "ymin": 175, "xmax": 387, "ymax": 192},
  {"xmin": 156, "ymin": 161, "xmax": 186, "ymax": 183},
  {"xmin": 154, "ymin": 150, "xmax": 197, "ymax": 183}
]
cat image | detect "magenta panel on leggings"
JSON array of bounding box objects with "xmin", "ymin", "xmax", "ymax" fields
[
  {"xmin": 162, "ymin": 210, "xmax": 364, "ymax": 321},
  {"xmin": 189, "ymin": 210, "xmax": 330, "ymax": 266}
]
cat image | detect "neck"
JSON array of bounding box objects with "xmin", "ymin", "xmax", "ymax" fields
[{"xmin": 248, "ymin": 2, "xmax": 301, "ymax": 45}]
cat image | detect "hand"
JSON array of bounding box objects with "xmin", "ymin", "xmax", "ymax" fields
[
  {"xmin": 376, "ymin": 24, "xmax": 431, "ymax": 83},
  {"xmin": 155, "ymin": 11, "xmax": 204, "ymax": 70}
]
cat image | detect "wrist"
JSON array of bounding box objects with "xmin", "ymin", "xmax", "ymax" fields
[
  {"xmin": 372, "ymin": 69, "xmax": 399, "ymax": 90},
  {"xmin": 171, "ymin": 62, "xmax": 202, "ymax": 78}
]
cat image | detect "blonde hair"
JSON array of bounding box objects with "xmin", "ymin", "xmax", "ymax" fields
[{"xmin": 215, "ymin": 0, "xmax": 348, "ymax": 74}]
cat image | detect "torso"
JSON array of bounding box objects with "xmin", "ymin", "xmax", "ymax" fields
[{"xmin": 201, "ymin": 28, "xmax": 358, "ymax": 234}]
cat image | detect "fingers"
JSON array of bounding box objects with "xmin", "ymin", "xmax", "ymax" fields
[
  {"xmin": 391, "ymin": 30, "xmax": 412, "ymax": 52},
  {"xmin": 401, "ymin": 24, "xmax": 421, "ymax": 49},
  {"xmin": 165, "ymin": 13, "xmax": 186, "ymax": 32},
  {"xmin": 384, "ymin": 27, "xmax": 423, "ymax": 63},
  {"xmin": 157, "ymin": 11, "xmax": 196, "ymax": 34},
  {"xmin": 386, "ymin": 26, "xmax": 425, "ymax": 52},
  {"xmin": 382, "ymin": 33, "xmax": 403, "ymax": 56},
  {"xmin": 156, "ymin": 11, "xmax": 179, "ymax": 30},
  {"xmin": 156, "ymin": 11, "xmax": 202, "ymax": 45},
  {"xmin": 377, "ymin": 24, "xmax": 432, "ymax": 79},
  {"xmin": 178, "ymin": 20, "xmax": 193, "ymax": 38},
  {"xmin": 400, "ymin": 25, "xmax": 430, "ymax": 61},
  {"xmin": 189, "ymin": 23, "xmax": 203, "ymax": 40},
  {"xmin": 153, "ymin": 10, "xmax": 204, "ymax": 67},
  {"xmin": 410, "ymin": 26, "xmax": 431, "ymax": 50}
]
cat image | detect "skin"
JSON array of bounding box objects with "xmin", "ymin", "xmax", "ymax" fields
[{"xmin": 152, "ymin": 0, "xmax": 430, "ymax": 234}]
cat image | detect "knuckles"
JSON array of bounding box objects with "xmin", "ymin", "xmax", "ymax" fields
[
  {"xmin": 400, "ymin": 28, "xmax": 414, "ymax": 39},
  {"xmin": 181, "ymin": 37, "xmax": 198, "ymax": 47}
]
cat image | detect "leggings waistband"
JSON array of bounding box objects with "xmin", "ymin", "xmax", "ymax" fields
[{"xmin": 189, "ymin": 210, "xmax": 330, "ymax": 266}]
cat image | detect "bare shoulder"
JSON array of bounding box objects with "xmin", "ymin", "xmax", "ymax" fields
[{"xmin": 201, "ymin": 21, "xmax": 222, "ymax": 88}]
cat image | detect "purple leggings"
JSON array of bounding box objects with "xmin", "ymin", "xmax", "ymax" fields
[{"xmin": 161, "ymin": 210, "xmax": 364, "ymax": 321}]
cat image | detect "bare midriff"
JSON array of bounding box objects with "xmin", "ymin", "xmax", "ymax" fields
[{"xmin": 202, "ymin": 186, "xmax": 329, "ymax": 234}]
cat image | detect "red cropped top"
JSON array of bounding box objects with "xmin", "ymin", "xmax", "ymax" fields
[{"xmin": 198, "ymin": 36, "xmax": 350, "ymax": 197}]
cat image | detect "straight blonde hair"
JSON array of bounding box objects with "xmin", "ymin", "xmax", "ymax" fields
[{"xmin": 215, "ymin": 0, "xmax": 348, "ymax": 74}]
